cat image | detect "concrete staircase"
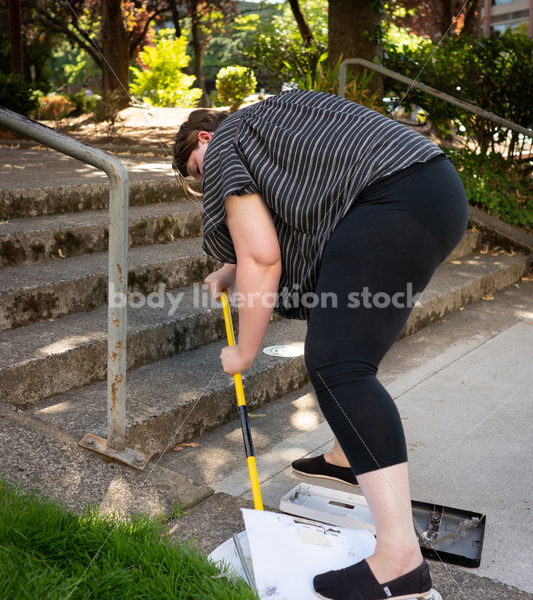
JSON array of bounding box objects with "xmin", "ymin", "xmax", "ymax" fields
[{"xmin": 0, "ymin": 167, "xmax": 530, "ymax": 459}]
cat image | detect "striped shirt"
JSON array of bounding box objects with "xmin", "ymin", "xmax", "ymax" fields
[{"xmin": 201, "ymin": 89, "xmax": 445, "ymax": 320}]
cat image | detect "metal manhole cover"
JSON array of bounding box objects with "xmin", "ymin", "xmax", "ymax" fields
[{"xmin": 263, "ymin": 345, "xmax": 304, "ymax": 358}]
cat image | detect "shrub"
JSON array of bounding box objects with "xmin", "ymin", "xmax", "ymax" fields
[
  {"xmin": 384, "ymin": 31, "xmax": 533, "ymax": 159},
  {"xmin": 37, "ymin": 94, "xmax": 76, "ymax": 121},
  {"xmin": 130, "ymin": 30, "xmax": 203, "ymax": 107},
  {"xmin": 216, "ymin": 65, "xmax": 257, "ymax": 111},
  {"xmin": 241, "ymin": 33, "xmax": 323, "ymax": 93},
  {"xmin": 208, "ymin": 89, "xmax": 227, "ymax": 108},
  {"xmin": 283, "ymin": 53, "xmax": 385, "ymax": 113},
  {"xmin": 0, "ymin": 73, "xmax": 38, "ymax": 116},
  {"xmin": 91, "ymin": 91, "xmax": 125, "ymax": 134},
  {"xmin": 446, "ymin": 147, "xmax": 532, "ymax": 230},
  {"xmin": 67, "ymin": 91, "xmax": 101, "ymax": 115},
  {"xmin": 236, "ymin": 0, "xmax": 328, "ymax": 93}
]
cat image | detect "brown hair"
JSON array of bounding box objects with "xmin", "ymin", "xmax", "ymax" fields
[{"xmin": 172, "ymin": 109, "xmax": 229, "ymax": 180}]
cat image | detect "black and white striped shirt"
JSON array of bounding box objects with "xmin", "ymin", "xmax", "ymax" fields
[{"xmin": 201, "ymin": 89, "xmax": 445, "ymax": 320}]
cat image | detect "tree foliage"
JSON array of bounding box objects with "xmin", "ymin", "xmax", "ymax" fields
[
  {"xmin": 384, "ymin": 31, "xmax": 533, "ymax": 158},
  {"xmin": 238, "ymin": 0, "xmax": 327, "ymax": 92},
  {"xmin": 0, "ymin": 4, "xmax": 55, "ymax": 91},
  {"xmin": 130, "ymin": 29, "xmax": 203, "ymax": 106},
  {"xmin": 23, "ymin": 0, "xmax": 169, "ymax": 97},
  {"xmin": 185, "ymin": 0, "xmax": 236, "ymax": 104},
  {"xmin": 215, "ymin": 64, "xmax": 256, "ymax": 111},
  {"xmin": 385, "ymin": 0, "xmax": 482, "ymax": 40},
  {"xmin": 28, "ymin": 0, "xmax": 168, "ymax": 67}
]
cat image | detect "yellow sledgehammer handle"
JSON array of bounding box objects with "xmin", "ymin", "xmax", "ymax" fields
[{"xmin": 220, "ymin": 290, "xmax": 263, "ymax": 511}]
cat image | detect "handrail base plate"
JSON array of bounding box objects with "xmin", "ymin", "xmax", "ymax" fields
[{"xmin": 79, "ymin": 433, "xmax": 150, "ymax": 471}]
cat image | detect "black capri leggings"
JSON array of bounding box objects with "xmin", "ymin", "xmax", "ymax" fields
[{"xmin": 304, "ymin": 155, "xmax": 469, "ymax": 476}]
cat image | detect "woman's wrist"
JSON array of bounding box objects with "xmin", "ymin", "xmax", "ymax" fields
[{"xmin": 238, "ymin": 343, "xmax": 258, "ymax": 366}]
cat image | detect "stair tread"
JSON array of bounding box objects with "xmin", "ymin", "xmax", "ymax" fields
[
  {"xmin": 29, "ymin": 318, "xmax": 308, "ymax": 439},
  {"xmin": 0, "ymin": 236, "xmax": 206, "ymax": 292},
  {"xmin": 0, "ymin": 200, "xmax": 200, "ymax": 236},
  {"xmin": 0, "ymin": 283, "xmax": 209, "ymax": 368},
  {"xmin": 415, "ymin": 252, "xmax": 524, "ymax": 298}
]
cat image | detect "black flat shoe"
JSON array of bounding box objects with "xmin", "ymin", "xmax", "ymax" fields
[
  {"xmin": 313, "ymin": 558, "xmax": 432, "ymax": 600},
  {"xmin": 291, "ymin": 454, "xmax": 358, "ymax": 486}
]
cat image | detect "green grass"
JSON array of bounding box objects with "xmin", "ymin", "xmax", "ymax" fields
[{"xmin": 0, "ymin": 477, "xmax": 258, "ymax": 600}]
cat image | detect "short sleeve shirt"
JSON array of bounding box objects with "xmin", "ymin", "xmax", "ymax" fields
[{"xmin": 201, "ymin": 90, "xmax": 445, "ymax": 320}]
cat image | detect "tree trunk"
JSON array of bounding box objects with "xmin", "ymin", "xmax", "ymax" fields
[
  {"xmin": 102, "ymin": 0, "xmax": 130, "ymax": 104},
  {"xmin": 440, "ymin": 0, "xmax": 453, "ymax": 36},
  {"xmin": 8, "ymin": 0, "xmax": 24, "ymax": 76},
  {"xmin": 461, "ymin": 0, "xmax": 481, "ymax": 36},
  {"xmin": 168, "ymin": 0, "xmax": 182, "ymax": 38},
  {"xmin": 328, "ymin": 0, "xmax": 383, "ymax": 97},
  {"xmin": 288, "ymin": 0, "xmax": 315, "ymax": 47},
  {"xmin": 189, "ymin": 0, "xmax": 208, "ymax": 106}
]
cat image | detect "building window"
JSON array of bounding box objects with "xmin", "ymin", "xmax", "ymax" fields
[{"xmin": 491, "ymin": 20, "xmax": 528, "ymax": 32}]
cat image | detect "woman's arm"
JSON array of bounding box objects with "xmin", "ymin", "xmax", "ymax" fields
[{"xmin": 220, "ymin": 192, "xmax": 282, "ymax": 375}]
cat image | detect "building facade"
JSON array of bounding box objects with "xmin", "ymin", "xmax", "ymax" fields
[{"xmin": 480, "ymin": 0, "xmax": 533, "ymax": 37}]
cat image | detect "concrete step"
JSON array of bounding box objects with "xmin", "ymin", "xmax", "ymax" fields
[
  {"xmin": 402, "ymin": 251, "xmax": 529, "ymax": 337},
  {"xmin": 29, "ymin": 318, "xmax": 309, "ymax": 456},
  {"xmin": 0, "ymin": 215, "xmax": 479, "ymax": 269},
  {"xmin": 0, "ymin": 248, "xmax": 521, "ymax": 408},
  {"xmin": 0, "ymin": 178, "xmax": 185, "ymax": 220},
  {"xmin": 0, "ymin": 149, "xmax": 185, "ymax": 219},
  {"xmin": 0, "ymin": 228, "xmax": 480, "ymax": 331},
  {"xmin": 446, "ymin": 230, "xmax": 481, "ymax": 261},
  {"xmin": 0, "ymin": 237, "xmax": 219, "ymax": 330},
  {"xmin": 0, "ymin": 200, "xmax": 202, "ymax": 267},
  {"xmin": 0, "ymin": 284, "xmax": 232, "ymax": 407},
  {"xmin": 0, "ymin": 138, "xmax": 170, "ymax": 157},
  {"xmin": 24, "ymin": 252, "xmax": 529, "ymax": 455}
]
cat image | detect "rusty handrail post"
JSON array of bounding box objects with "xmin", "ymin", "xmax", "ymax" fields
[
  {"xmin": 338, "ymin": 58, "xmax": 533, "ymax": 140},
  {"xmin": 0, "ymin": 108, "xmax": 148, "ymax": 469}
]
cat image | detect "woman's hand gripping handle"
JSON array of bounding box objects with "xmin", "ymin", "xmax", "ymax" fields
[{"xmin": 204, "ymin": 263, "xmax": 237, "ymax": 300}]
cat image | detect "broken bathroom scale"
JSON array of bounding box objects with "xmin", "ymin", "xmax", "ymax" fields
[
  {"xmin": 208, "ymin": 483, "xmax": 484, "ymax": 599},
  {"xmin": 279, "ymin": 483, "xmax": 486, "ymax": 568}
]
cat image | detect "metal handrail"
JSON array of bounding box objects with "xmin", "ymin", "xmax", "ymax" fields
[
  {"xmin": 338, "ymin": 58, "xmax": 533, "ymax": 139},
  {"xmin": 0, "ymin": 107, "xmax": 146, "ymax": 467}
]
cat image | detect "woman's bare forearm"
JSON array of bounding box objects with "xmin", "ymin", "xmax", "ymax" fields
[
  {"xmin": 235, "ymin": 258, "xmax": 281, "ymax": 363},
  {"xmin": 222, "ymin": 192, "xmax": 282, "ymax": 371}
]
